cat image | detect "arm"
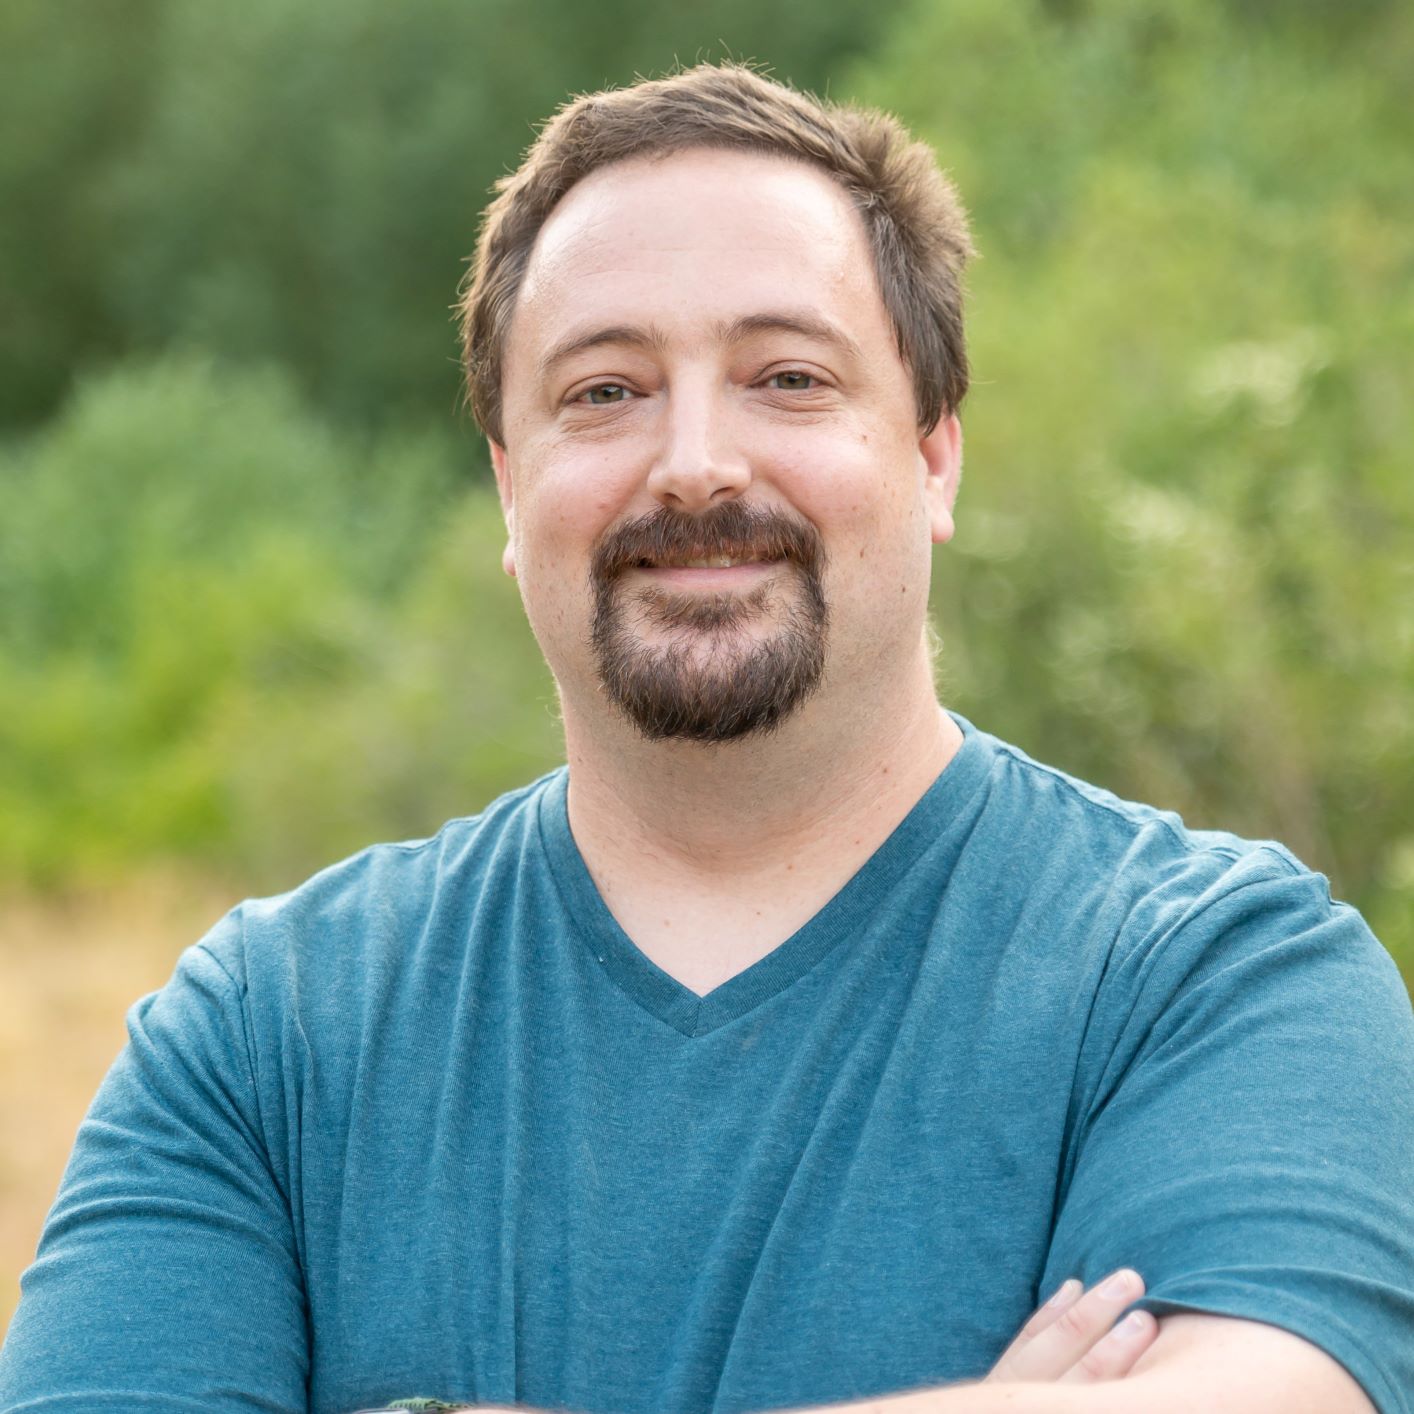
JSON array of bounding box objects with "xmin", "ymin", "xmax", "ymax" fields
[
  {"xmin": 761, "ymin": 864, "xmax": 1408, "ymax": 1414},
  {"xmin": 1029, "ymin": 856, "xmax": 1413, "ymax": 1414},
  {"xmin": 455, "ymin": 1280, "xmax": 1371, "ymax": 1414},
  {"xmin": 775, "ymin": 1312, "xmax": 1376, "ymax": 1413},
  {"xmin": 1124, "ymin": 1312, "xmax": 1375, "ymax": 1413},
  {"xmin": 0, "ymin": 921, "xmax": 308, "ymax": 1411},
  {"xmin": 457, "ymin": 1319, "xmax": 1373, "ymax": 1414}
]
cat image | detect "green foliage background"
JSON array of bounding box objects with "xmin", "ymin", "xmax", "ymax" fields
[{"xmin": 1, "ymin": 0, "xmax": 1410, "ymax": 982}]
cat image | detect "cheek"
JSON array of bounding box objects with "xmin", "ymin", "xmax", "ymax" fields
[
  {"xmin": 513, "ymin": 469, "xmax": 626, "ymax": 613},
  {"xmin": 770, "ymin": 425, "xmax": 917, "ymax": 543},
  {"xmin": 776, "ymin": 433, "xmax": 933, "ymax": 617}
]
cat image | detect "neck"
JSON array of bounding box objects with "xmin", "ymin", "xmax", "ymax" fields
[{"xmin": 560, "ymin": 647, "xmax": 961, "ymax": 882}]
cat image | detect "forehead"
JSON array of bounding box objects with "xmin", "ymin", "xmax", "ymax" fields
[{"xmin": 506, "ymin": 148, "xmax": 893, "ymax": 372}]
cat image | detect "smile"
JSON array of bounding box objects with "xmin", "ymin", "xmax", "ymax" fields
[
  {"xmin": 630, "ymin": 557, "xmax": 784, "ymax": 587},
  {"xmin": 636, "ymin": 555, "xmax": 775, "ymax": 569}
]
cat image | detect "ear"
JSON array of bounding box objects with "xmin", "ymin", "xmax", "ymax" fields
[
  {"xmin": 487, "ymin": 440, "xmax": 517, "ymax": 579},
  {"xmin": 920, "ymin": 412, "xmax": 963, "ymax": 546}
]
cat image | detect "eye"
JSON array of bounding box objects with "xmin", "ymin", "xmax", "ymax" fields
[
  {"xmin": 580, "ymin": 383, "xmax": 632, "ymax": 405},
  {"xmin": 766, "ymin": 370, "xmax": 818, "ymax": 391}
]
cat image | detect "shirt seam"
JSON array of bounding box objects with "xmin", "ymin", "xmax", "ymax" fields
[
  {"xmin": 990, "ymin": 740, "xmax": 1306, "ymax": 876},
  {"xmin": 195, "ymin": 930, "xmax": 296, "ymax": 1214}
]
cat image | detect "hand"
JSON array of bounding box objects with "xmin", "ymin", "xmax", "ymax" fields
[{"xmin": 984, "ymin": 1268, "xmax": 1158, "ymax": 1384}]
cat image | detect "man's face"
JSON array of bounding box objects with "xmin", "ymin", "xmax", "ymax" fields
[{"xmin": 490, "ymin": 147, "xmax": 961, "ymax": 743}]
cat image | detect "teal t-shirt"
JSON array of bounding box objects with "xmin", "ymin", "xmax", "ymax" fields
[{"xmin": 4, "ymin": 715, "xmax": 1413, "ymax": 1413}]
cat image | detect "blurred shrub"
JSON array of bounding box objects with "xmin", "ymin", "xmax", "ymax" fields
[
  {"xmin": 854, "ymin": 0, "xmax": 1414, "ymax": 973},
  {"xmin": 0, "ymin": 356, "xmax": 559, "ymax": 891}
]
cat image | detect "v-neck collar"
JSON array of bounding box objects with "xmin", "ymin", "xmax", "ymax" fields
[{"xmin": 535, "ymin": 712, "xmax": 994, "ymax": 1038}]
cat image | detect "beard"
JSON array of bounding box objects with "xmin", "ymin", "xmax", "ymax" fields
[{"xmin": 588, "ymin": 501, "xmax": 829, "ymax": 743}]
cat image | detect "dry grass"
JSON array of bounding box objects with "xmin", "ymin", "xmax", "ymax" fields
[{"xmin": 0, "ymin": 873, "xmax": 241, "ymax": 1336}]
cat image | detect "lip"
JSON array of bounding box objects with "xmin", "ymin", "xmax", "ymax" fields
[{"xmin": 628, "ymin": 559, "xmax": 784, "ymax": 590}]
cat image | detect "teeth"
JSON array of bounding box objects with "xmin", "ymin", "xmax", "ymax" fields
[{"xmin": 638, "ymin": 554, "xmax": 773, "ymax": 569}]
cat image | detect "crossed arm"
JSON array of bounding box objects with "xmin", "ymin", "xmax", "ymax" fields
[
  {"xmin": 818, "ymin": 1312, "xmax": 1377, "ymax": 1414},
  {"xmin": 467, "ymin": 1277, "xmax": 1377, "ymax": 1414}
]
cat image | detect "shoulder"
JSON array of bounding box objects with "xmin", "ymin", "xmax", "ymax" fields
[
  {"xmin": 961, "ymin": 718, "xmax": 1403, "ymax": 996},
  {"xmin": 196, "ymin": 767, "xmax": 564, "ymax": 998},
  {"xmin": 976, "ymin": 721, "xmax": 1291, "ymax": 871},
  {"xmin": 971, "ymin": 719, "xmax": 1328, "ymax": 909}
]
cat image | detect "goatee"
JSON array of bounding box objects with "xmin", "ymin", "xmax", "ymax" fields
[{"xmin": 588, "ymin": 501, "xmax": 829, "ymax": 743}]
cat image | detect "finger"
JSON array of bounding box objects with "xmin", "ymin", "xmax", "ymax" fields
[
  {"xmin": 1058, "ymin": 1308, "xmax": 1159, "ymax": 1384},
  {"xmin": 1009, "ymin": 1279, "xmax": 1086, "ymax": 1351},
  {"xmin": 984, "ymin": 1279, "xmax": 1085, "ymax": 1381},
  {"xmin": 990, "ymin": 1268, "xmax": 1146, "ymax": 1383}
]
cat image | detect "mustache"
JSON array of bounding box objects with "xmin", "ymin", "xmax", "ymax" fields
[{"xmin": 589, "ymin": 501, "xmax": 825, "ymax": 582}]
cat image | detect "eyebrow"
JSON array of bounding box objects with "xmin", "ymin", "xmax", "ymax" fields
[
  {"xmin": 536, "ymin": 309, "xmax": 864, "ymax": 382},
  {"xmin": 718, "ymin": 311, "xmax": 865, "ymax": 363},
  {"xmin": 535, "ymin": 323, "xmax": 669, "ymax": 381}
]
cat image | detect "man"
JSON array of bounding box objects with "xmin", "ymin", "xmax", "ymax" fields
[{"xmin": 2, "ymin": 63, "xmax": 1411, "ymax": 1414}]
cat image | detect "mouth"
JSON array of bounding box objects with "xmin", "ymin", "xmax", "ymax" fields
[
  {"xmin": 634, "ymin": 553, "xmax": 781, "ymax": 570},
  {"xmin": 630, "ymin": 554, "xmax": 784, "ymax": 588},
  {"xmin": 591, "ymin": 502, "xmax": 823, "ymax": 596}
]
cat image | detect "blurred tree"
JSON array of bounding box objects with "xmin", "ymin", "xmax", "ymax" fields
[
  {"xmin": 852, "ymin": 0, "xmax": 1414, "ymax": 973},
  {"xmin": 0, "ymin": 0, "xmax": 902, "ymax": 435},
  {"xmin": 0, "ymin": 0, "xmax": 163, "ymax": 428}
]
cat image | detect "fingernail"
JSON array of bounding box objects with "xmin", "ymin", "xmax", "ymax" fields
[
  {"xmin": 1117, "ymin": 1311, "xmax": 1151, "ymax": 1338},
  {"xmin": 1099, "ymin": 1268, "xmax": 1138, "ymax": 1299},
  {"xmin": 1046, "ymin": 1278, "xmax": 1081, "ymax": 1307}
]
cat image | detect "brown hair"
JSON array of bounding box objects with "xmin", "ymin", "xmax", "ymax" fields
[{"xmin": 458, "ymin": 62, "xmax": 975, "ymax": 444}]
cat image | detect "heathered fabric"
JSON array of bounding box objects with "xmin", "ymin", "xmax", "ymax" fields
[{"xmin": 4, "ymin": 714, "xmax": 1413, "ymax": 1414}]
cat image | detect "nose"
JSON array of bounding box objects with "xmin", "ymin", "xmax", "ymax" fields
[{"xmin": 645, "ymin": 383, "xmax": 751, "ymax": 512}]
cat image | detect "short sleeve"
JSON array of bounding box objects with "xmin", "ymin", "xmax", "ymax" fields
[
  {"xmin": 1042, "ymin": 852, "xmax": 1414, "ymax": 1414},
  {"xmin": 0, "ymin": 912, "xmax": 309, "ymax": 1411}
]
